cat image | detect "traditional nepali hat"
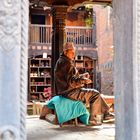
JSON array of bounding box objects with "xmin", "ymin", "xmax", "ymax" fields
[{"xmin": 63, "ymin": 42, "xmax": 75, "ymax": 51}]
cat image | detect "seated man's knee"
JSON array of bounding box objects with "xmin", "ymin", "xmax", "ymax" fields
[{"xmin": 93, "ymin": 89, "xmax": 100, "ymax": 94}]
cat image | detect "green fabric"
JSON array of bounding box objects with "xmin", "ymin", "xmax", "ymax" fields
[{"xmin": 46, "ymin": 96, "xmax": 89, "ymax": 124}]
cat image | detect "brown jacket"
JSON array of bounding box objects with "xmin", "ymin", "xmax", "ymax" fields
[{"xmin": 54, "ymin": 53, "xmax": 88, "ymax": 95}]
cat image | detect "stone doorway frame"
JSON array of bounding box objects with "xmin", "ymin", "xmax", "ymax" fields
[
  {"xmin": 0, "ymin": 0, "xmax": 140, "ymax": 140},
  {"xmin": 113, "ymin": 0, "xmax": 140, "ymax": 139}
]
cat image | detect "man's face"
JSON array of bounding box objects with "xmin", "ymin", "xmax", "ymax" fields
[{"xmin": 67, "ymin": 49, "xmax": 75, "ymax": 60}]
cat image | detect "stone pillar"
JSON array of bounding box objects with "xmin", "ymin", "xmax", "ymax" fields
[
  {"xmin": 51, "ymin": 5, "xmax": 68, "ymax": 95},
  {"xmin": 113, "ymin": 0, "xmax": 140, "ymax": 139},
  {"xmin": 0, "ymin": 0, "xmax": 28, "ymax": 140}
]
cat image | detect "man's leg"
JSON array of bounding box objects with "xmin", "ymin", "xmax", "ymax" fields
[
  {"xmin": 40, "ymin": 105, "xmax": 53, "ymax": 120},
  {"xmin": 66, "ymin": 88, "xmax": 111, "ymax": 124}
]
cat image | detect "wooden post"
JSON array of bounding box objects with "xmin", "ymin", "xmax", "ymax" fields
[{"xmin": 51, "ymin": 5, "xmax": 68, "ymax": 95}]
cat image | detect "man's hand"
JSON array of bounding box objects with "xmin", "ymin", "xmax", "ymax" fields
[{"xmin": 82, "ymin": 72, "xmax": 90, "ymax": 79}]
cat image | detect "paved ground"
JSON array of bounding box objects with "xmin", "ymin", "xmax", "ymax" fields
[{"xmin": 27, "ymin": 115, "xmax": 115, "ymax": 140}]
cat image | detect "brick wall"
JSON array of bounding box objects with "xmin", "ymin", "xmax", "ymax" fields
[{"xmin": 94, "ymin": 5, "xmax": 114, "ymax": 95}]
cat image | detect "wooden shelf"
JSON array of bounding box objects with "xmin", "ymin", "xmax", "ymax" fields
[{"xmin": 28, "ymin": 57, "xmax": 52, "ymax": 102}]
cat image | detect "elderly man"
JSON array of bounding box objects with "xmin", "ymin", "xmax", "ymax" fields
[{"xmin": 54, "ymin": 42, "xmax": 114, "ymax": 125}]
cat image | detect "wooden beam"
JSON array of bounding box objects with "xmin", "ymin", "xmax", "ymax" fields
[{"xmin": 30, "ymin": 0, "xmax": 112, "ymax": 6}]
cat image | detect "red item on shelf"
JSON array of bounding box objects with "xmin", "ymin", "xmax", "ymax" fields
[{"xmin": 44, "ymin": 88, "xmax": 48, "ymax": 92}]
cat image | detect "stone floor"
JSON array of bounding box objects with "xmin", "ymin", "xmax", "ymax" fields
[{"xmin": 27, "ymin": 115, "xmax": 115, "ymax": 140}]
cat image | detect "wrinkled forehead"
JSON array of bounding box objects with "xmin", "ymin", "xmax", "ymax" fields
[{"xmin": 67, "ymin": 48, "xmax": 76, "ymax": 53}]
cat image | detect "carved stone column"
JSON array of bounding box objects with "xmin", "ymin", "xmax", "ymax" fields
[
  {"xmin": 0, "ymin": 0, "xmax": 28, "ymax": 140},
  {"xmin": 51, "ymin": 5, "xmax": 68, "ymax": 95},
  {"xmin": 113, "ymin": 0, "xmax": 140, "ymax": 139}
]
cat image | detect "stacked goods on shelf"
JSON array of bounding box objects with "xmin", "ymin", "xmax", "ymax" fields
[{"xmin": 28, "ymin": 56, "xmax": 52, "ymax": 101}]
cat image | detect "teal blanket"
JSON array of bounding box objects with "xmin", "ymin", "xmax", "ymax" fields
[{"xmin": 46, "ymin": 96, "xmax": 89, "ymax": 125}]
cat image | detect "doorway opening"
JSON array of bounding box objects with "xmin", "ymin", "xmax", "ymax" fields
[{"xmin": 27, "ymin": 2, "xmax": 115, "ymax": 140}]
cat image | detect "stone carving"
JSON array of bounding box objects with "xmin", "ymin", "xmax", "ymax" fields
[
  {"xmin": 0, "ymin": 0, "xmax": 28, "ymax": 139},
  {"xmin": 0, "ymin": 35, "xmax": 18, "ymax": 52},
  {"xmin": 0, "ymin": 126, "xmax": 19, "ymax": 140},
  {"xmin": 1, "ymin": 131, "xmax": 15, "ymax": 140},
  {"xmin": 2, "ymin": 16, "xmax": 18, "ymax": 35},
  {"xmin": 0, "ymin": 0, "xmax": 19, "ymax": 52},
  {"xmin": 20, "ymin": 0, "xmax": 28, "ymax": 139},
  {"xmin": 3, "ymin": 0, "xmax": 18, "ymax": 8},
  {"xmin": 0, "ymin": 9, "xmax": 19, "ymax": 52}
]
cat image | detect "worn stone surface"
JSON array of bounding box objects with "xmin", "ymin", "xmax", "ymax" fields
[
  {"xmin": 27, "ymin": 116, "xmax": 115, "ymax": 140},
  {"xmin": 113, "ymin": 0, "xmax": 140, "ymax": 140},
  {"xmin": 0, "ymin": 0, "xmax": 28, "ymax": 139}
]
